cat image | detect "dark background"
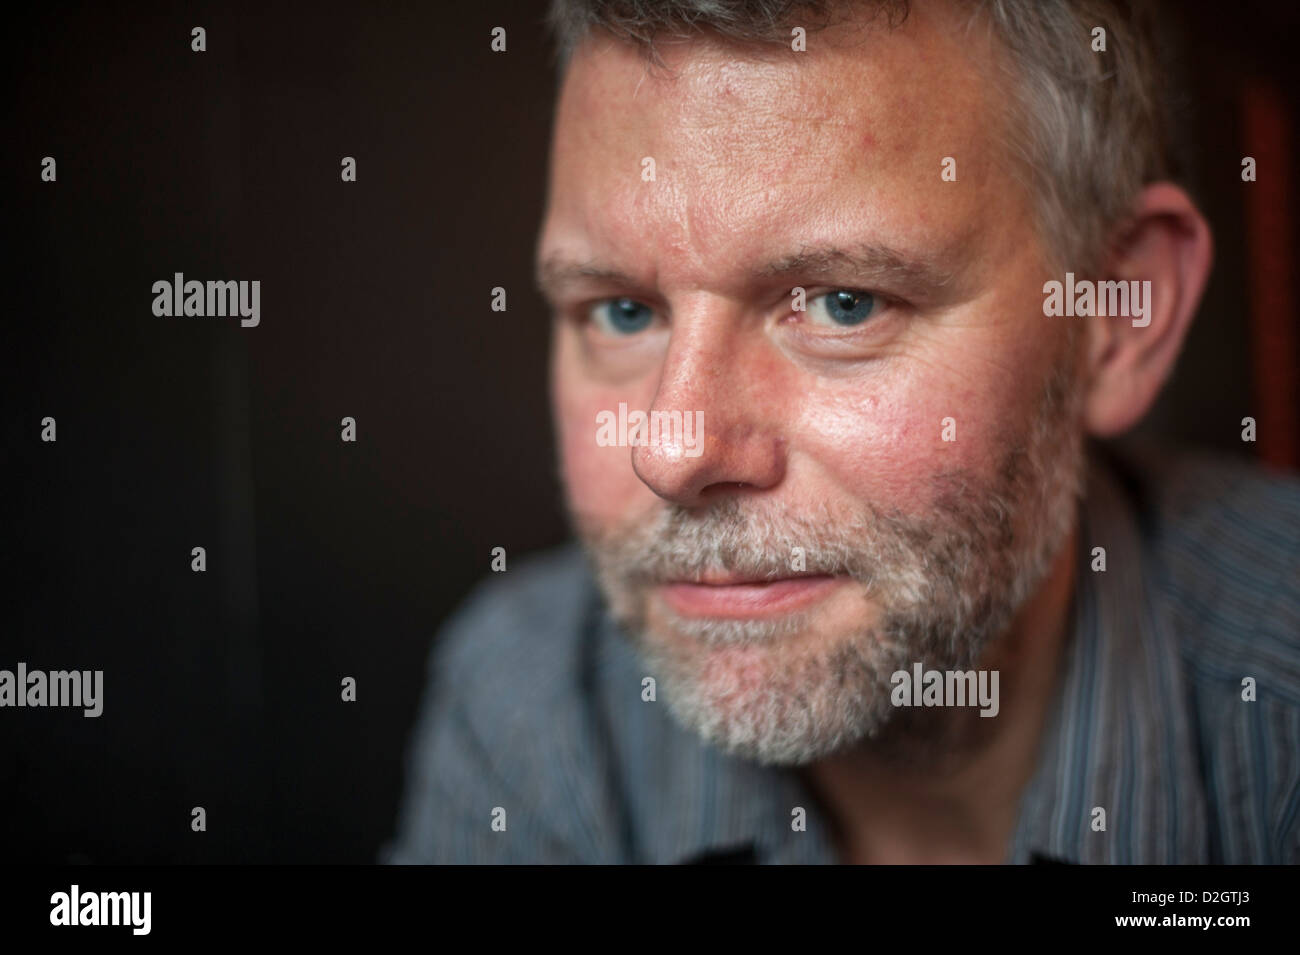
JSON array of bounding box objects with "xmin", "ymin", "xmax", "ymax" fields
[{"xmin": 4, "ymin": 0, "xmax": 1298, "ymax": 863}]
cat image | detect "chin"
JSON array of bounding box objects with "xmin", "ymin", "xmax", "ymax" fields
[{"xmin": 632, "ymin": 611, "xmax": 902, "ymax": 767}]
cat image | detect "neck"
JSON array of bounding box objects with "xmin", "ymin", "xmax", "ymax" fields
[{"xmin": 800, "ymin": 523, "xmax": 1078, "ymax": 864}]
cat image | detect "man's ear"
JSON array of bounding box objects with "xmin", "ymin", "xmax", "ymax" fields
[{"xmin": 1082, "ymin": 182, "xmax": 1214, "ymax": 437}]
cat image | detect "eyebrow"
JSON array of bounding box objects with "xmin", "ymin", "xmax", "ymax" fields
[
  {"xmin": 535, "ymin": 258, "xmax": 639, "ymax": 299},
  {"xmin": 536, "ymin": 242, "xmax": 957, "ymax": 301},
  {"xmin": 756, "ymin": 242, "xmax": 957, "ymax": 294}
]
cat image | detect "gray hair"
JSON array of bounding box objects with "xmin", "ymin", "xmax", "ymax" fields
[{"xmin": 545, "ymin": 0, "xmax": 1182, "ymax": 273}]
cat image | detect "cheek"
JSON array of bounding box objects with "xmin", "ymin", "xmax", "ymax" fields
[
  {"xmin": 793, "ymin": 367, "xmax": 1021, "ymax": 507},
  {"xmin": 552, "ymin": 356, "xmax": 660, "ymax": 525}
]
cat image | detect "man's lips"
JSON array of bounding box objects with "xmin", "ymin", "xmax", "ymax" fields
[{"xmin": 657, "ymin": 574, "xmax": 842, "ymax": 618}]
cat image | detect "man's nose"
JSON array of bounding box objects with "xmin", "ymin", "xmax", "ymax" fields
[{"xmin": 631, "ymin": 312, "xmax": 786, "ymax": 507}]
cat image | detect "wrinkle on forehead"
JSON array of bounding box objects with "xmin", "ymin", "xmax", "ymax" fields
[
  {"xmin": 562, "ymin": 35, "xmax": 870, "ymax": 162},
  {"xmin": 542, "ymin": 2, "xmax": 1028, "ymax": 296}
]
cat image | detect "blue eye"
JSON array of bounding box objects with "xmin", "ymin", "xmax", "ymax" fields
[
  {"xmin": 809, "ymin": 290, "xmax": 876, "ymax": 326},
  {"xmin": 591, "ymin": 298, "xmax": 655, "ymax": 335}
]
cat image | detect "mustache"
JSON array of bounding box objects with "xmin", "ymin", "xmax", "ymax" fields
[{"xmin": 577, "ymin": 497, "xmax": 903, "ymax": 584}]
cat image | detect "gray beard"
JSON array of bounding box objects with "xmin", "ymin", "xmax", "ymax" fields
[{"xmin": 570, "ymin": 347, "xmax": 1085, "ymax": 766}]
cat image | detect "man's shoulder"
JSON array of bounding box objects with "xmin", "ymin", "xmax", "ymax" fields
[
  {"xmin": 384, "ymin": 542, "xmax": 624, "ymax": 863},
  {"xmin": 1104, "ymin": 444, "xmax": 1300, "ymax": 861},
  {"xmin": 1126, "ymin": 443, "xmax": 1300, "ymax": 552},
  {"xmin": 1122, "ymin": 443, "xmax": 1300, "ymax": 685},
  {"xmin": 431, "ymin": 542, "xmax": 598, "ymax": 702}
]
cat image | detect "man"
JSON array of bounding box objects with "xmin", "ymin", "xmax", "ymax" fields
[{"xmin": 385, "ymin": 0, "xmax": 1300, "ymax": 863}]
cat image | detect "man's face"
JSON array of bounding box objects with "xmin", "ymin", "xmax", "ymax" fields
[{"xmin": 536, "ymin": 2, "xmax": 1085, "ymax": 765}]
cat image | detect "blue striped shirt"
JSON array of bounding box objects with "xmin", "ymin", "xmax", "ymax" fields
[{"xmin": 382, "ymin": 443, "xmax": 1300, "ymax": 863}]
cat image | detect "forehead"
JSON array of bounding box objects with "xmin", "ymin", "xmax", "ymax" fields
[{"xmin": 540, "ymin": 2, "xmax": 1023, "ymax": 284}]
